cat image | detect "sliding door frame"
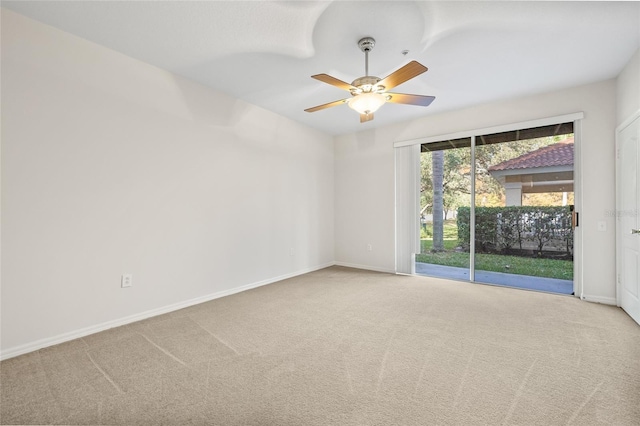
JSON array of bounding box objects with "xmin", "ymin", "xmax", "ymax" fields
[
  {"xmin": 470, "ymin": 135, "xmax": 476, "ymax": 282},
  {"xmin": 394, "ymin": 112, "xmax": 584, "ymax": 296}
]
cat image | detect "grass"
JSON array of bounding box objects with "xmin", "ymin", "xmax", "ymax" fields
[
  {"xmin": 416, "ymin": 249, "xmax": 573, "ymax": 280},
  {"xmin": 420, "ymin": 219, "xmax": 458, "ymax": 240},
  {"xmin": 419, "ymin": 219, "xmax": 573, "ymax": 280},
  {"xmin": 421, "ymin": 239, "xmax": 459, "ymax": 252}
]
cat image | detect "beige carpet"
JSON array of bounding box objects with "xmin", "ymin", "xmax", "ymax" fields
[{"xmin": 2, "ymin": 266, "xmax": 639, "ymax": 425}]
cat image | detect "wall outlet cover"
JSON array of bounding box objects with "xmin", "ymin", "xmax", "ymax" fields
[{"xmin": 121, "ymin": 274, "xmax": 133, "ymax": 288}]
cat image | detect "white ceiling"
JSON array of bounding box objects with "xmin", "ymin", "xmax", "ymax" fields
[{"xmin": 3, "ymin": 1, "xmax": 640, "ymax": 136}]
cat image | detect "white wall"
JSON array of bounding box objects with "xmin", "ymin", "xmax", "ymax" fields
[
  {"xmin": 617, "ymin": 48, "xmax": 640, "ymax": 125},
  {"xmin": 334, "ymin": 127, "xmax": 398, "ymax": 273},
  {"xmin": 335, "ymin": 80, "xmax": 617, "ymax": 303},
  {"xmin": 1, "ymin": 10, "xmax": 334, "ymax": 357}
]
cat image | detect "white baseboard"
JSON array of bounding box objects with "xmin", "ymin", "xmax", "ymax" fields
[
  {"xmin": 0, "ymin": 262, "xmax": 335, "ymax": 361},
  {"xmin": 333, "ymin": 261, "xmax": 395, "ymax": 275},
  {"xmin": 580, "ymin": 294, "xmax": 617, "ymax": 305}
]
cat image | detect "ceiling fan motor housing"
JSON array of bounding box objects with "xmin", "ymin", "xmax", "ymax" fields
[{"xmin": 350, "ymin": 76, "xmax": 384, "ymax": 95}]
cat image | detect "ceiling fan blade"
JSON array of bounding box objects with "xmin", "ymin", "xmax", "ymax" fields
[
  {"xmin": 385, "ymin": 93, "xmax": 435, "ymax": 107},
  {"xmin": 311, "ymin": 74, "xmax": 356, "ymax": 92},
  {"xmin": 304, "ymin": 98, "xmax": 348, "ymax": 113},
  {"xmin": 378, "ymin": 61, "xmax": 428, "ymax": 91},
  {"xmin": 360, "ymin": 113, "xmax": 374, "ymax": 123}
]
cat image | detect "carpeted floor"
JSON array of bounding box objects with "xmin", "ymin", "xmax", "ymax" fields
[{"xmin": 2, "ymin": 266, "xmax": 639, "ymax": 425}]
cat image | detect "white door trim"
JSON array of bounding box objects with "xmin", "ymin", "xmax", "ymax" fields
[{"xmin": 573, "ymin": 119, "xmax": 583, "ymax": 299}]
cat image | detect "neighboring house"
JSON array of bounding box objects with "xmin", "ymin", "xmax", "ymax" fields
[{"xmin": 488, "ymin": 138, "xmax": 574, "ymax": 206}]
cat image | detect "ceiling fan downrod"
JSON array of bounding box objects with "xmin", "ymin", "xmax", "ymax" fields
[
  {"xmin": 351, "ymin": 37, "xmax": 382, "ymax": 96},
  {"xmin": 358, "ymin": 37, "xmax": 375, "ymax": 77}
]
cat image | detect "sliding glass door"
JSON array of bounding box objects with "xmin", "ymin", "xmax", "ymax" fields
[
  {"xmin": 416, "ymin": 139, "xmax": 471, "ymax": 280},
  {"xmin": 415, "ymin": 123, "xmax": 575, "ymax": 295}
]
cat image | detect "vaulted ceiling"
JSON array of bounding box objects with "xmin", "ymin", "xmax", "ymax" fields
[{"xmin": 3, "ymin": 1, "xmax": 639, "ymax": 136}]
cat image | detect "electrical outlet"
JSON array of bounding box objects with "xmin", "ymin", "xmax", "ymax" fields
[
  {"xmin": 367, "ymin": 244, "xmax": 373, "ymax": 251},
  {"xmin": 289, "ymin": 248, "xmax": 295, "ymax": 256},
  {"xmin": 121, "ymin": 274, "xmax": 133, "ymax": 288}
]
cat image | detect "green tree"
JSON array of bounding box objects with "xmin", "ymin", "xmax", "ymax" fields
[
  {"xmin": 421, "ymin": 148, "xmax": 471, "ymax": 218},
  {"xmin": 421, "ymin": 135, "xmax": 572, "ymax": 249}
]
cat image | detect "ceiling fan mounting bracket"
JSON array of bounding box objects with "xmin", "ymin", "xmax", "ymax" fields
[{"xmin": 357, "ymin": 37, "xmax": 376, "ymax": 53}]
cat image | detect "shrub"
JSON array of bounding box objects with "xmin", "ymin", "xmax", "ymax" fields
[{"xmin": 457, "ymin": 206, "xmax": 573, "ymax": 257}]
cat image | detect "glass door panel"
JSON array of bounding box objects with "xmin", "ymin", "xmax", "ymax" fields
[
  {"xmin": 473, "ymin": 135, "xmax": 574, "ymax": 294},
  {"xmin": 415, "ymin": 141, "xmax": 472, "ymax": 281}
]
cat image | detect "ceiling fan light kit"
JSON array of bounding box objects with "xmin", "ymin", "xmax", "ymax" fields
[
  {"xmin": 305, "ymin": 36, "xmax": 435, "ymax": 123},
  {"xmin": 347, "ymin": 91, "xmax": 387, "ymax": 115}
]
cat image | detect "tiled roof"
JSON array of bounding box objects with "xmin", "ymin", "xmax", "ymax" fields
[{"xmin": 488, "ymin": 138, "xmax": 574, "ymax": 171}]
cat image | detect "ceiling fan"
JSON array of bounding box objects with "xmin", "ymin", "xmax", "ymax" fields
[{"xmin": 305, "ymin": 37, "xmax": 435, "ymax": 123}]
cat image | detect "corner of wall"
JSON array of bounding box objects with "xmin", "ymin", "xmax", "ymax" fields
[{"xmin": 616, "ymin": 48, "xmax": 640, "ymax": 125}]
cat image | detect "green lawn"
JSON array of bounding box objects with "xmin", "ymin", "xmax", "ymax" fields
[
  {"xmin": 421, "ymin": 219, "xmax": 458, "ymax": 239},
  {"xmin": 421, "ymin": 239, "xmax": 459, "ymax": 252},
  {"xmin": 420, "ymin": 219, "xmax": 573, "ymax": 280},
  {"xmin": 417, "ymin": 241, "xmax": 573, "ymax": 281}
]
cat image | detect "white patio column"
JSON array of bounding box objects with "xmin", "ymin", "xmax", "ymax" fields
[{"xmin": 504, "ymin": 182, "xmax": 523, "ymax": 206}]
